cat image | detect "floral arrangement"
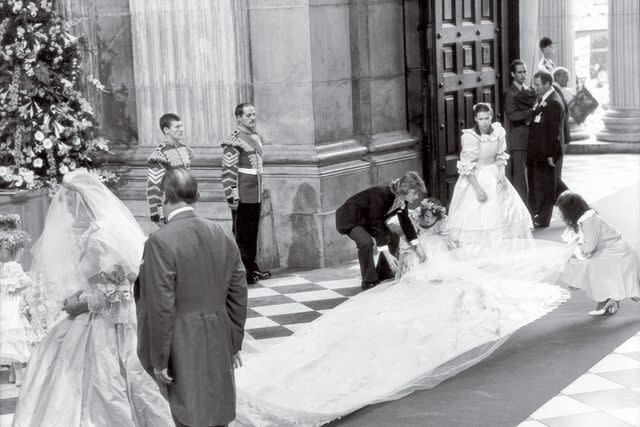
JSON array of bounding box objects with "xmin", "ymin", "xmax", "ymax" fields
[
  {"xmin": 0, "ymin": 212, "xmax": 21, "ymax": 229},
  {"xmin": 0, "ymin": 0, "xmax": 117, "ymax": 190},
  {"xmin": 0, "ymin": 228, "xmax": 30, "ymax": 250}
]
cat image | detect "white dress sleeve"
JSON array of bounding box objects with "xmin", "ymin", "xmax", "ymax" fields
[
  {"xmin": 494, "ymin": 126, "xmax": 509, "ymax": 167},
  {"xmin": 456, "ymin": 133, "xmax": 479, "ymax": 177}
]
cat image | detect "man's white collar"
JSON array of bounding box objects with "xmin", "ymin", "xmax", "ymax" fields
[
  {"xmin": 167, "ymin": 206, "xmax": 194, "ymax": 222},
  {"xmin": 539, "ymin": 87, "xmax": 555, "ymax": 104}
]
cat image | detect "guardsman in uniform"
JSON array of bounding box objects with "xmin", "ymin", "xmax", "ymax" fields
[
  {"xmin": 221, "ymin": 103, "xmax": 271, "ymax": 285},
  {"xmin": 146, "ymin": 113, "xmax": 193, "ymax": 226}
]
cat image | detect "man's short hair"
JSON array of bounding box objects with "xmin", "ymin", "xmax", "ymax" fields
[
  {"xmin": 533, "ymin": 70, "xmax": 554, "ymax": 86},
  {"xmin": 159, "ymin": 113, "xmax": 181, "ymax": 133},
  {"xmin": 234, "ymin": 103, "xmax": 253, "ymax": 118},
  {"xmin": 552, "ymin": 66, "xmax": 569, "ymax": 80},
  {"xmin": 162, "ymin": 168, "xmax": 199, "ymax": 205},
  {"xmin": 510, "ymin": 59, "xmax": 526, "ymax": 74},
  {"xmin": 539, "ymin": 36, "xmax": 553, "ymax": 50}
]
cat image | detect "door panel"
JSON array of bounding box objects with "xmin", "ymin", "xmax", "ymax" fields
[{"xmin": 426, "ymin": 0, "xmax": 505, "ymax": 202}]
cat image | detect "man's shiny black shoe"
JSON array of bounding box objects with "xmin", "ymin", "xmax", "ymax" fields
[
  {"xmin": 252, "ymin": 270, "xmax": 272, "ymax": 281},
  {"xmin": 361, "ymin": 280, "xmax": 381, "ymax": 290},
  {"xmin": 247, "ymin": 273, "xmax": 259, "ymax": 285}
]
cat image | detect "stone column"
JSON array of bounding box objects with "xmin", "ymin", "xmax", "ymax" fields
[
  {"xmin": 538, "ymin": 0, "xmax": 575, "ymax": 83},
  {"xmin": 350, "ymin": 0, "xmax": 418, "ymax": 184},
  {"xmin": 128, "ymin": 0, "xmax": 244, "ymax": 153},
  {"xmin": 247, "ymin": 0, "xmax": 419, "ymax": 268},
  {"xmin": 597, "ymin": 0, "xmax": 640, "ymax": 143},
  {"xmin": 58, "ymin": 0, "xmax": 138, "ymax": 153},
  {"xmin": 538, "ymin": 0, "xmax": 588, "ymax": 141}
]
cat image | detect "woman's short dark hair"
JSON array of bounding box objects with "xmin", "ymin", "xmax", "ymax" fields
[
  {"xmin": 556, "ymin": 192, "xmax": 591, "ymax": 232},
  {"xmin": 162, "ymin": 168, "xmax": 199, "ymax": 205},
  {"xmin": 390, "ymin": 171, "xmax": 426, "ymax": 196},
  {"xmin": 539, "ymin": 36, "xmax": 553, "ymax": 50}
]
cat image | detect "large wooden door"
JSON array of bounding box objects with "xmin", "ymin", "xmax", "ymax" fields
[{"xmin": 422, "ymin": 0, "xmax": 510, "ymax": 202}]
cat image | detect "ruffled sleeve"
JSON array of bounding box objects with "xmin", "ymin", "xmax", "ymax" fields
[
  {"xmin": 0, "ymin": 262, "xmax": 32, "ymax": 294},
  {"xmin": 493, "ymin": 124, "xmax": 510, "ymax": 166},
  {"xmin": 456, "ymin": 132, "xmax": 480, "ymax": 176}
]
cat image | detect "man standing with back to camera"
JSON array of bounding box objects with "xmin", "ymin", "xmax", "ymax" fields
[{"xmin": 221, "ymin": 103, "xmax": 271, "ymax": 285}]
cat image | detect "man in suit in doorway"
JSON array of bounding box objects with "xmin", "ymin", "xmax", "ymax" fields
[
  {"xmin": 527, "ymin": 70, "xmax": 566, "ymax": 229},
  {"xmin": 504, "ymin": 59, "xmax": 536, "ymax": 205}
]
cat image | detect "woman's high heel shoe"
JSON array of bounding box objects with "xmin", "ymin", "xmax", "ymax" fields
[{"xmin": 588, "ymin": 300, "xmax": 609, "ymax": 316}]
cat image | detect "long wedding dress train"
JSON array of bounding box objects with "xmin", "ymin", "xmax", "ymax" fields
[{"xmin": 232, "ymin": 230, "xmax": 573, "ymax": 426}]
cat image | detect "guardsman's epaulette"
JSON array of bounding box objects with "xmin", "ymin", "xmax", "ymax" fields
[
  {"xmin": 147, "ymin": 146, "xmax": 168, "ymax": 165},
  {"xmin": 221, "ymin": 130, "xmax": 253, "ymax": 152}
]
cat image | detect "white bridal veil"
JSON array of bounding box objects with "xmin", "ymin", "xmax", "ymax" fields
[{"xmin": 30, "ymin": 170, "xmax": 146, "ymax": 314}]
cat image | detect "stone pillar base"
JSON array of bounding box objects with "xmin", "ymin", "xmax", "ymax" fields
[
  {"xmin": 569, "ymin": 119, "xmax": 590, "ymax": 141},
  {"xmin": 263, "ymin": 133, "xmax": 421, "ymax": 269},
  {"xmin": 115, "ymin": 162, "xmax": 280, "ymax": 270},
  {"xmin": 597, "ymin": 109, "xmax": 640, "ymax": 142}
]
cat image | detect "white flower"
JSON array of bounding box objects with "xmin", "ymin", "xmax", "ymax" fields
[
  {"xmin": 69, "ymin": 161, "xmax": 76, "ymax": 170},
  {"xmin": 33, "ymin": 158, "xmax": 43, "ymax": 168},
  {"xmin": 12, "ymin": 1, "xmax": 23, "ymax": 13},
  {"xmin": 57, "ymin": 143, "xmax": 70, "ymax": 155},
  {"xmin": 71, "ymin": 137, "xmax": 81, "ymax": 146},
  {"xmin": 0, "ymin": 167, "xmax": 9, "ymax": 177},
  {"xmin": 23, "ymin": 172, "xmax": 35, "ymax": 185},
  {"xmin": 27, "ymin": 2, "xmax": 37, "ymax": 17},
  {"xmin": 59, "ymin": 165, "xmax": 69, "ymax": 175},
  {"xmin": 34, "ymin": 130, "xmax": 44, "ymax": 141},
  {"xmin": 14, "ymin": 176, "xmax": 24, "ymax": 187},
  {"xmin": 42, "ymin": 138, "xmax": 53, "ymax": 149}
]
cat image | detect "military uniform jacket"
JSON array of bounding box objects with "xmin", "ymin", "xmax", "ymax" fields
[
  {"xmin": 146, "ymin": 141, "xmax": 193, "ymax": 225},
  {"xmin": 221, "ymin": 127, "xmax": 264, "ymax": 205}
]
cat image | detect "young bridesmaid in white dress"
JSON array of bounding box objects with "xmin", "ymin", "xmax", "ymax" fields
[
  {"xmin": 557, "ymin": 192, "xmax": 640, "ymax": 316},
  {"xmin": 0, "ymin": 214, "xmax": 35, "ymax": 387},
  {"xmin": 446, "ymin": 102, "xmax": 533, "ymax": 254}
]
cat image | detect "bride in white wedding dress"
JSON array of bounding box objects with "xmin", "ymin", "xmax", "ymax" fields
[{"xmin": 232, "ymin": 199, "xmax": 573, "ymax": 426}]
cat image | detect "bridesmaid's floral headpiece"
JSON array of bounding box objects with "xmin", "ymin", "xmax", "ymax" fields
[
  {"xmin": 419, "ymin": 198, "xmax": 447, "ymax": 220},
  {"xmin": 0, "ymin": 213, "xmax": 21, "ymax": 230},
  {"xmin": 0, "ymin": 229, "xmax": 30, "ymax": 251}
]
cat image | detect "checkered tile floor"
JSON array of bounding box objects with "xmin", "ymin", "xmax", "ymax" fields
[
  {"xmin": 518, "ymin": 331, "xmax": 640, "ymax": 427},
  {"xmin": 0, "ymin": 262, "xmax": 365, "ymax": 427},
  {"xmin": 244, "ymin": 262, "xmax": 362, "ymax": 345}
]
